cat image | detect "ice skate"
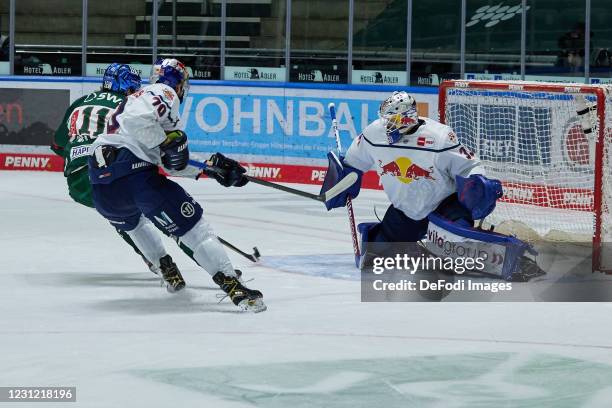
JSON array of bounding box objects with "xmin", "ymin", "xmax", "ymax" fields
[
  {"xmin": 159, "ymin": 255, "xmax": 186, "ymax": 293},
  {"xmin": 212, "ymin": 271, "xmax": 266, "ymax": 313}
]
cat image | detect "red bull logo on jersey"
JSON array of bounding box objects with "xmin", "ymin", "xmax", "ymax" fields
[{"xmin": 378, "ymin": 157, "xmax": 435, "ymax": 184}]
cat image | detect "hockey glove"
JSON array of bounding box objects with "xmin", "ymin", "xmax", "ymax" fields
[
  {"xmin": 207, "ymin": 153, "xmax": 249, "ymax": 187},
  {"xmin": 456, "ymin": 174, "xmax": 503, "ymax": 220},
  {"xmin": 320, "ymin": 152, "xmax": 362, "ymax": 210},
  {"xmin": 160, "ymin": 130, "xmax": 189, "ymax": 170}
]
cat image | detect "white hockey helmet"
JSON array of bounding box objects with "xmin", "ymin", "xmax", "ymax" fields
[
  {"xmin": 149, "ymin": 58, "xmax": 190, "ymax": 102},
  {"xmin": 378, "ymin": 91, "xmax": 418, "ymax": 144}
]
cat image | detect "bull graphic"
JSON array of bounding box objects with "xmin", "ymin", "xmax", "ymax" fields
[
  {"xmin": 404, "ymin": 164, "xmax": 435, "ymax": 180},
  {"xmin": 378, "ymin": 159, "xmax": 435, "ymax": 183}
]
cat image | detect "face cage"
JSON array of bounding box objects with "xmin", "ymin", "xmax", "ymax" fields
[{"xmin": 381, "ymin": 111, "xmax": 417, "ymax": 144}]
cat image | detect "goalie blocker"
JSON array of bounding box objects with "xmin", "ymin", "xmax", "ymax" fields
[{"xmin": 320, "ymin": 152, "xmax": 363, "ymax": 210}]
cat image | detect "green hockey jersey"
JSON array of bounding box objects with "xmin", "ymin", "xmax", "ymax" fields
[{"xmin": 51, "ymin": 90, "xmax": 125, "ymax": 176}]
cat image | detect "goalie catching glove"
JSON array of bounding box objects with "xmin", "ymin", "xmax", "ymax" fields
[
  {"xmin": 456, "ymin": 174, "xmax": 503, "ymax": 220},
  {"xmin": 204, "ymin": 153, "xmax": 249, "ymax": 187},
  {"xmin": 320, "ymin": 152, "xmax": 363, "ymax": 210}
]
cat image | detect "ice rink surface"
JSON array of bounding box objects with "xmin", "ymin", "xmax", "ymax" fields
[{"xmin": 2, "ymin": 170, "xmax": 612, "ymax": 408}]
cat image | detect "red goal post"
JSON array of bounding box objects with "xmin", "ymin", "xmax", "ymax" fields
[{"xmin": 438, "ymin": 80, "xmax": 611, "ymax": 273}]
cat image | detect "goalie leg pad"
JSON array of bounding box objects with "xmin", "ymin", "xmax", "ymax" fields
[
  {"xmin": 358, "ymin": 222, "xmax": 379, "ymax": 244},
  {"xmin": 426, "ymin": 213, "xmax": 537, "ymax": 281},
  {"xmin": 358, "ymin": 222, "xmax": 380, "ymax": 269}
]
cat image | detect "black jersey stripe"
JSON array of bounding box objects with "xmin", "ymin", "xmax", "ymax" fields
[{"xmin": 361, "ymin": 136, "xmax": 460, "ymax": 153}]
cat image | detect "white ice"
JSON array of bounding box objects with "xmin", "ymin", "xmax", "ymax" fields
[{"xmin": 2, "ymin": 171, "xmax": 612, "ymax": 408}]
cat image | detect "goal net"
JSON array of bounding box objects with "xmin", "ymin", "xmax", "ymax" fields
[{"xmin": 439, "ymin": 80, "xmax": 611, "ymax": 273}]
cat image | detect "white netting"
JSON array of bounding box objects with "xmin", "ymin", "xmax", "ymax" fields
[{"xmin": 441, "ymin": 81, "xmax": 611, "ymax": 271}]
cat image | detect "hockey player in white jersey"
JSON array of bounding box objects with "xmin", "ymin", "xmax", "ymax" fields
[
  {"xmin": 320, "ymin": 91, "xmax": 503, "ymax": 263},
  {"xmin": 88, "ymin": 58, "xmax": 266, "ymax": 312}
]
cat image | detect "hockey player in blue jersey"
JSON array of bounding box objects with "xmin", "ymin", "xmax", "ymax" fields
[
  {"xmin": 51, "ymin": 63, "xmax": 173, "ymax": 275},
  {"xmin": 87, "ymin": 58, "xmax": 266, "ymax": 312}
]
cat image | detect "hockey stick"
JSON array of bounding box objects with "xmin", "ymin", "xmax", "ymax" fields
[
  {"xmin": 188, "ymin": 159, "xmax": 357, "ymax": 203},
  {"xmin": 328, "ymin": 103, "xmax": 361, "ymax": 267},
  {"xmin": 218, "ymin": 236, "xmax": 261, "ymax": 263}
]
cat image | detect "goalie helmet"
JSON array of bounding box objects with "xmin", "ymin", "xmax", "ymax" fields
[
  {"xmin": 102, "ymin": 63, "xmax": 141, "ymax": 95},
  {"xmin": 150, "ymin": 58, "xmax": 190, "ymax": 102},
  {"xmin": 378, "ymin": 91, "xmax": 418, "ymax": 144}
]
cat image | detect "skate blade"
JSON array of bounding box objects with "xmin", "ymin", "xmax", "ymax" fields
[
  {"xmin": 167, "ymin": 282, "xmax": 186, "ymax": 293},
  {"xmin": 238, "ymin": 298, "xmax": 267, "ymax": 313},
  {"xmin": 161, "ymin": 279, "xmax": 186, "ymax": 293}
]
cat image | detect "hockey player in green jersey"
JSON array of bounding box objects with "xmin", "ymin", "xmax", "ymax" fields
[
  {"xmin": 52, "ymin": 63, "xmax": 141, "ymax": 207},
  {"xmin": 51, "ymin": 63, "xmax": 162, "ymax": 274}
]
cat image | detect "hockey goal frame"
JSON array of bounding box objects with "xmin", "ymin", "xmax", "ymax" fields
[{"xmin": 438, "ymin": 80, "xmax": 610, "ymax": 273}]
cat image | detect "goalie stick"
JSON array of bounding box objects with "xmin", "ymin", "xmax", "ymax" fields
[
  {"xmin": 328, "ymin": 103, "xmax": 361, "ymax": 267},
  {"xmin": 188, "ymin": 159, "xmax": 357, "ymax": 203}
]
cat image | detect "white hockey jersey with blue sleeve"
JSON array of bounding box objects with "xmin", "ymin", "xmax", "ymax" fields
[
  {"xmin": 91, "ymin": 83, "xmax": 199, "ymax": 177},
  {"xmin": 344, "ymin": 117, "xmax": 485, "ymax": 220}
]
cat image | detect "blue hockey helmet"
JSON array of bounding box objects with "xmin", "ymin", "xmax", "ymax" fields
[
  {"xmin": 102, "ymin": 63, "xmax": 142, "ymax": 95},
  {"xmin": 150, "ymin": 58, "xmax": 190, "ymax": 102}
]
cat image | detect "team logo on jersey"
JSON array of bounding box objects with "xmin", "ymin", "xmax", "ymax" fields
[
  {"xmin": 417, "ymin": 136, "xmax": 434, "ymax": 146},
  {"xmin": 180, "ymin": 202, "xmax": 195, "ymax": 218},
  {"xmin": 163, "ymin": 89, "xmax": 175, "ymax": 101},
  {"xmin": 378, "ymin": 157, "xmax": 435, "ymax": 184},
  {"xmin": 70, "ymin": 145, "xmax": 91, "ymax": 160},
  {"xmin": 154, "ymin": 211, "xmax": 179, "ymax": 233}
]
